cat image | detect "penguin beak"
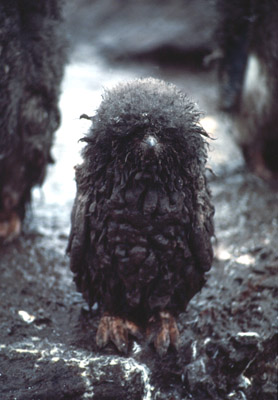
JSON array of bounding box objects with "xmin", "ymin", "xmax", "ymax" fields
[{"xmin": 143, "ymin": 135, "xmax": 158, "ymax": 147}]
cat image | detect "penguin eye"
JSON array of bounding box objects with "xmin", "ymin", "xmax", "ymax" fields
[
  {"xmin": 125, "ymin": 126, "xmax": 145, "ymax": 138},
  {"xmin": 113, "ymin": 126, "xmax": 145, "ymax": 143},
  {"xmin": 159, "ymin": 128, "xmax": 179, "ymax": 144}
]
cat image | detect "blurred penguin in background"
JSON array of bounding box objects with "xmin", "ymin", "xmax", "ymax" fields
[
  {"xmin": 216, "ymin": 0, "xmax": 278, "ymax": 182},
  {"xmin": 0, "ymin": 0, "xmax": 66, "ymax": 242}
]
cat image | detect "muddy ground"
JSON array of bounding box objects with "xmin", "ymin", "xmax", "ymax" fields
[{"xmin": 0, "ymin": 1, "xmax": 277, "ymax": 399}]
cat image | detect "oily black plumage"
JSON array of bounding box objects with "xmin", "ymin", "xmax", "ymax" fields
[
  {"xmin": 0, "ymin": 0, "xmax": 66, "ymax": 240},
  {"xmin": 68, "ymin": 78, "xmax": 214, "ymax": 353},
  {"xmin": 216, "ymin": 0, "xmax": 278, "ymax": 181}
]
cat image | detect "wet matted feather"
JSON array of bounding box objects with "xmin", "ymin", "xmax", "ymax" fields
[{"xmin": 68, "ymin": 78, "xmax": 215, "ymax": 355}]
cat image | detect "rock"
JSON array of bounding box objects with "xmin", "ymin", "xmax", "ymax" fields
[{"xmin": 64, "ymin": 0, "xmax": 216, "ymax": 63}]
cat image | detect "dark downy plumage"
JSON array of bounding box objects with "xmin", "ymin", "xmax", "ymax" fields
[
  {"xmin": 68, "ymin": 78, "xmax": 214, "ymax": 355},
  {"xmin": 0, "ymin": 0, "xmax": 66, "ymax": 241}
]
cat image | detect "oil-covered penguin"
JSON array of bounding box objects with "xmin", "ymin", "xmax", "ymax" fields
[{"xmin": 68, "ymin": 78, "xmax": 214, "ymax": 355}]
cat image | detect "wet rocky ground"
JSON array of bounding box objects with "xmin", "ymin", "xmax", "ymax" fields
[{"xmin": 1, "ymin": 1, "xmax": 277, "ymax": 399}]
